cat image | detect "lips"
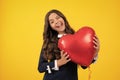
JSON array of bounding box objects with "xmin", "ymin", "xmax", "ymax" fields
[{"xmin": 55, "ymin": 21, "xmax": 63, "ymax": 28}]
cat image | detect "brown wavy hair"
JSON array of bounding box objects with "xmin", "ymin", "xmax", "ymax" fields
[{"xmin": 42, "ymin": 9, "xmax": 75, "ymax": 60}]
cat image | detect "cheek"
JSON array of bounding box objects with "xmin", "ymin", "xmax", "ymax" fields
[{"xmin": 50, "ymin": 24, "xmax": 56, "ymax": 30}]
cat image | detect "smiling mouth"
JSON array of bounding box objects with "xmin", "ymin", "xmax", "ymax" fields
[{"xmin": 55, "ymin": 22, "xmax": 63, "ymax": 28}]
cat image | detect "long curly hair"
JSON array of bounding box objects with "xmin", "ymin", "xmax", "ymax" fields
[{"xmin": 42, "ymin": 9, "xmax": 75, "ymax": 60}]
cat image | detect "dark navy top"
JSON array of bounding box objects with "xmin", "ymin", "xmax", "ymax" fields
[
  {"xmin": 38, "ymin": 50, "xmax": 78, "ymax": 80},
  {"xmin": 38, "ymin": 50, "xmax": 97, "ymax": 80}
]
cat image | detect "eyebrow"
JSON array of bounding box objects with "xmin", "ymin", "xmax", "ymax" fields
[{"xmin": 49, "ymin": 15, "xmax": 60, "ymax": 21}]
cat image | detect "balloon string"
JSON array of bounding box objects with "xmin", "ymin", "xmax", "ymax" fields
[{"xmin": 88, "ymin": 66, "xmax": 92, "ymax": 80}]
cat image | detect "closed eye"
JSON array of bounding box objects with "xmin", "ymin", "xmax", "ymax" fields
[
  {"xmin": 50, "ymin": 21, "xmax": 54, "ymax": 24},
  {"xmin": 49, "ymin": 19, "xmax": 54, "ymax": 24}
]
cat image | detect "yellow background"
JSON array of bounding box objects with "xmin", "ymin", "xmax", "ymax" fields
[{"xmin": 1, "ymin": 0, "xmax": 120, "ymax": 80}]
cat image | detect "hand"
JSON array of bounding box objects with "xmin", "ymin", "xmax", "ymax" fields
[
  {"xmin": 57, "ymin": 50, "xmax": 71, "ymax": 67},
  {"xmin": 93, "ymin": 35, "xmax": 100, "ymax": 57}
]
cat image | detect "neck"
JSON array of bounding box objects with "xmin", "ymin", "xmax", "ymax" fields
[{"xmin": 58, "ymin": 31, "xmax": 66, "ymax": 35}]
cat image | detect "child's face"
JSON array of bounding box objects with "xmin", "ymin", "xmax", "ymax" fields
[{"xmin": 49, "ymin": 13, "xmax": 65, "ymax": 34}]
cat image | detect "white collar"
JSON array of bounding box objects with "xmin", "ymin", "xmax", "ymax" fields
[{"xmin": 57, "ymin": 34, "xmax": 66, "ymax": 38}]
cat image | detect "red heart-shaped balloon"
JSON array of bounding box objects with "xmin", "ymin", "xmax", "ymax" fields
[{"xmin": 58, "ymin": 26, "xmax": 96, "ymax": 66}]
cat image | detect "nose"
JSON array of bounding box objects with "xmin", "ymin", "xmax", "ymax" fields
[
  {"xmin": 56, "ymin": 22, "xmax": 58, "ymax": 25},
  {"xmin": 55, "ymin": 19, "xmax": 59, "ymax": 24}
]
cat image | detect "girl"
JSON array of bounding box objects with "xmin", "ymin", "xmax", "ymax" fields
[{"xmin": 38, "ymin": 9, "xmax": 100, "ymax": 80}]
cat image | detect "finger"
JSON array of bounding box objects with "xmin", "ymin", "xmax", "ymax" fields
[
  {"xmin": 93, "ymin": 38, "xmax": 100, "ymax": 45},
  {"xmin": 66, "ymin": 58, "xmax": 71, "ymax": 62},
  {"xmin": 94, "ymin": 45, "xmax": 100, "ymax": 53},
  {"xmin": 65, "ymin": 54, "xmax": 70, "ymax": 59},
  {"xmin": 60, "ymin": 50, "xmax": 64, "ymax": 56},
  {"xmin": 93, "ymin": 37, "xmax": 97, "ymax": 42},
  {"xmin": 93, "ymin": 40, "xmax": 97, "ymax": 46},
  {"xmin": 63, "ymin": 52, "xmax": 68, "ymax": 57},
  {"xmin": 94, "ymin": 34, "xmax": 98, "ymax": 39},
  {"xmin": 93, "ymin": 41, "xmax": 100, "ymax": 48},
  {"xmin": 93, "ymin": 45, "xmax": 98, "ymax": 49}
]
